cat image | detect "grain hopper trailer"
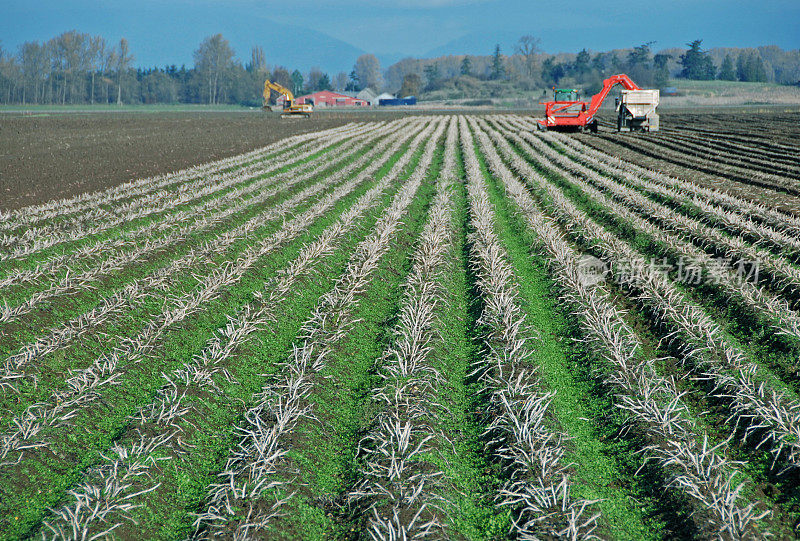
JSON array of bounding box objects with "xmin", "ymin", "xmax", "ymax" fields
[
  {"xmin": 537, "ymin": 74, "xmax": 659, "ymax": 132},
  {"xmin": 615, "ymin": 88, "xmax": 659, "ymax": 131}
]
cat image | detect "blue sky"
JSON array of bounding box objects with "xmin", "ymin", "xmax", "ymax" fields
[
  {"xmin": 266, "ymin": 0, "xmax": 800, "ymax": 55},
  {"xmin": 2, "ymin": 0, "xmax": 798, "ymax": 70}
]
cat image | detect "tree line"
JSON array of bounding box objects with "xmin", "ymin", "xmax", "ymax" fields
[
  {"xmin": 381, "ymin": 39, "xmax": 798, "ymax": 101},
  {"xmin": 0, "ymin": 31, "xmax": 343, "ymax": 106},
  {"xmin": 0, "ymin": 31, "xmax": 797, "ymax": 106}
]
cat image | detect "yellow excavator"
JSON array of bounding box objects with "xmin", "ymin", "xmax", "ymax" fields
[{"xmin": 262, "ymin": 80, "xmax": 313, "ymax": 118}]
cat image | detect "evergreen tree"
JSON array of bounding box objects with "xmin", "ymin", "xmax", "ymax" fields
[
  {"xmin": 746, "ymin": 53, "xmax": 768, "ymax": 82},
  {"xmin": 736, "ymin": 52, "xmax": 768, "ymax": 82},
  {"xmin": 679, "ymin": 39, "xmax": 715, "ymax": 80},
  {"xmin": 591, "ymin": 53, "xmax": 606, "ymax": 73},
  {"xmin": 736, "ymin": 53, "xmax": 748, "ymax": 81},
  {"xmin": 574, "ymin": 48, "xmax": 591, "ymax": 75},
  {"xmin": 317, "ymin": 73, "xmax": 332, "ymax": 91},
  {"xmin": 653, "ymin": 53, "xmax": 671, "ymax": 88},
  {"xmin": 290, "ymin": 69, "xmax": 303, "ymax": 96},
  {"xmin": 718, "ymin": 54, "xmax": 736, "ymax": 80},
  {"xmin": 541, "ymin": 57, "xmax": 565, "ymax": 85},
  {"xmin": 490, "ymin": 44, "xmax": 504, "ymax": 80},
  {"xmin": 628, "ymin": 42, "xmax": 653, "ymax": 68},
  {"xmin": 627, "ymin": 42, "xmax": 654, "ymax": 86},
  {"xmin": 460, "ymin": 55, "xmax": 472, "ymax": 76},
  {"xmin": 424, "ymin": 63, "xmax": 440, "ymax": 90},
  {"xmin": 346, "ymin": 69, "xmax": 360, "ymax": 91}
]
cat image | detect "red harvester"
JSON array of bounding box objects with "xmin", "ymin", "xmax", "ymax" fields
[{"xmin": 537, "ymin": 73, "xmax": 659, "ymax": 133}]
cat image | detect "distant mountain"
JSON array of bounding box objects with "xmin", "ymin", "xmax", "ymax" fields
[
  {"xmin": 0, "ymin": 2, "xmax": 365, "ymax": 73},
  {"xmin": 424, "ymin": 30, "xmax": 522, "ymax": 58},
  {"xmin": 422, "ymin": 29, "xmax": 665, "ymax": 60},
  {"xmin": 375, "ymin": 52, "xmax": 409, "ymax": 69}
]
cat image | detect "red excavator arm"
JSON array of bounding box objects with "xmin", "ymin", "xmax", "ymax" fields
[
  {"xmin": 537, "ymin": 73, "xmax": 641, "ymax": 131},
  {"xmin": 584, "ymin": 74, "xmax": 640, "ymax": 119}
]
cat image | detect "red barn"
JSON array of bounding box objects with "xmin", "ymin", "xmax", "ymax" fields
[{"xmin": 278, "ymin": 90, "xmax": 369, "ymax": 108}]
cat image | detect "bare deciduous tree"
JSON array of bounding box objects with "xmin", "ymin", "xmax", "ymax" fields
[
  {"xmin": 87, "ymin": 36, "xmax": 106, "ymax": 104},
  {"xmin": 18, "ymin": 42, "xmax": 48, "ymax": 104},
  {"xmin": 194, "ymin": 34, "xmax": 235, "ymax": 104},
  {"xmin": 249, "ymin": 46, "xmax": 266, "ymax": 74},
  {"xmin": 334, "ymin": 71, "xmax": 348, "ymax": 91},
  {"xmin": 115, "ymin": 38, "xmax": 134, "ymax": 105},
  {"xmin": 515, "ymin": 35, "xmax": 541, "ymax": 79},
  {"xmin": 305, "ymin": 66, "xmax": 324, "ymax": 92},
  {"xmin": 354, "ymin": 54, "xmax": 382, "ymax": 90}
]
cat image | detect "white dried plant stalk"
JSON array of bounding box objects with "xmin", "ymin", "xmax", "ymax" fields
[
  {"xmin": 0, "ymin": 120, "xmax": 407, "ymax": 323},
  {"xmin": 505, "ymin": 115, "xmax": 800, "ymax": 237},
  {"xmin": 527, "ymin": 126, "xmax": 800, "ymax": 258},
  {"xmin": 1, "ymin": 122, "xmax": 389, "ymax": 261},
  {"xmin": 0, "ymin": 121, "xmax": 396, "ymax": 292},
  {"xmin": 37, "ymin": 121, "xmax": 439, "ymax": 541},
  {"xmin": 349, "ymin": 117, "xmax": 459, "ymax": 539},
  {"xmin": 192, "ymin": 117, "xmax": 447, "ymax": 539},
  {"xmin": 0, "ymin": 120, "xmax": 428, "ymax": 397},
  {"xmin": 486, "ymin": 119, "xmax": 800, "ymax": 348},
  {"xmin": 0, "ymin": 122, "xmax": 369, "ymax": 233},
  {"xmin": 0, "ymin": 120, "xmax": 434, "ymax": 469},
  {"xmin": 475, "ymin": 118, "xmax": 769, "ymax": 539},
  {"xmin": 461, "ymin": 118, "xmax": 600, "ymax": 540},
  {"xmin": 479, "ymin": 120, "xmax": 800, "ymax": 469}
]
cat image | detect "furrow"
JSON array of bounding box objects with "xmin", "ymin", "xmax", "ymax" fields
[
  {"xmin": 36, "ymin": 120, "xmax": 441, "ymax": 541},
  {"xmin": 461, "ymin": 118, "xmax": 601, "ymax": 539},
  {"xmin": 476, "ymin": 118, "xmax": 769, "ymax": 539},
  {"xmin": 191, "ymin": 118, "xmax": 445, "ymax": 540},
  {"xmin": 346, "ymin": 118, "xmax": 459, "ymax": 539}
]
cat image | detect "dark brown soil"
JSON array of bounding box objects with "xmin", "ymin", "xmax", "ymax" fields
[
  {"xmin": 580, "ymin": 111, "xmax": 800, "ymax": 216},
  {"xmin": 0, "ymin": 110, "xmax": 406, "ymax": 211},
  {"xmin": 3, "ymin": 108, "xmax": 797, "ymax": 213}
]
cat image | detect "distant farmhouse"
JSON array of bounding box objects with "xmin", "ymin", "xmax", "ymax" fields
[
  {"xmin": 278, "ymin": 90, "xmax": 369, "ymax": 108},
  {"xmin": 356, "ymin": 88, "xmax": 378, "ymax": 105},
  {"xmin": 277, "ymin": 88, "xmax": 416, "ymax": 108}
]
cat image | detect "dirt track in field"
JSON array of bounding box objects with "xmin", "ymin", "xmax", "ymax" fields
[{"xmin": 0, "ymin": 111, "xmax": 406, "ymax": 210}]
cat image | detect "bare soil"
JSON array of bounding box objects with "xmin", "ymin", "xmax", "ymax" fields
[
  {"xmin": 0, "ymin": 111, "xmax": 404, "ymax": 211},
  {"xmin": 581, "ymin": 111, "xmax": 800, "ymax": 215},
  {"xmin": 3, "ymin": 108, "xmax": 797, "ymax": 213}
]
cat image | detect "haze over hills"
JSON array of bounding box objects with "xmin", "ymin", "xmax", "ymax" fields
[
  {"xmin": 3, "ymin": 0, "xmax": 800, "ymax": 75},
  {"xmin": 425, "ymin": 32, "xmax": 517, "ymax": 59},
  {"xmin": 0, "ymin": 2, "xmax": 366, "ymax": 73}
]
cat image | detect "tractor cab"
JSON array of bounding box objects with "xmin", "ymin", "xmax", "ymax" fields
[
  {"xmin": 553, "ymin": 88, "xmax": 580, "ymax": 102},
  {"xmin": 537, "ymin": 86, "xmax": 590, "ymax": 131}
]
